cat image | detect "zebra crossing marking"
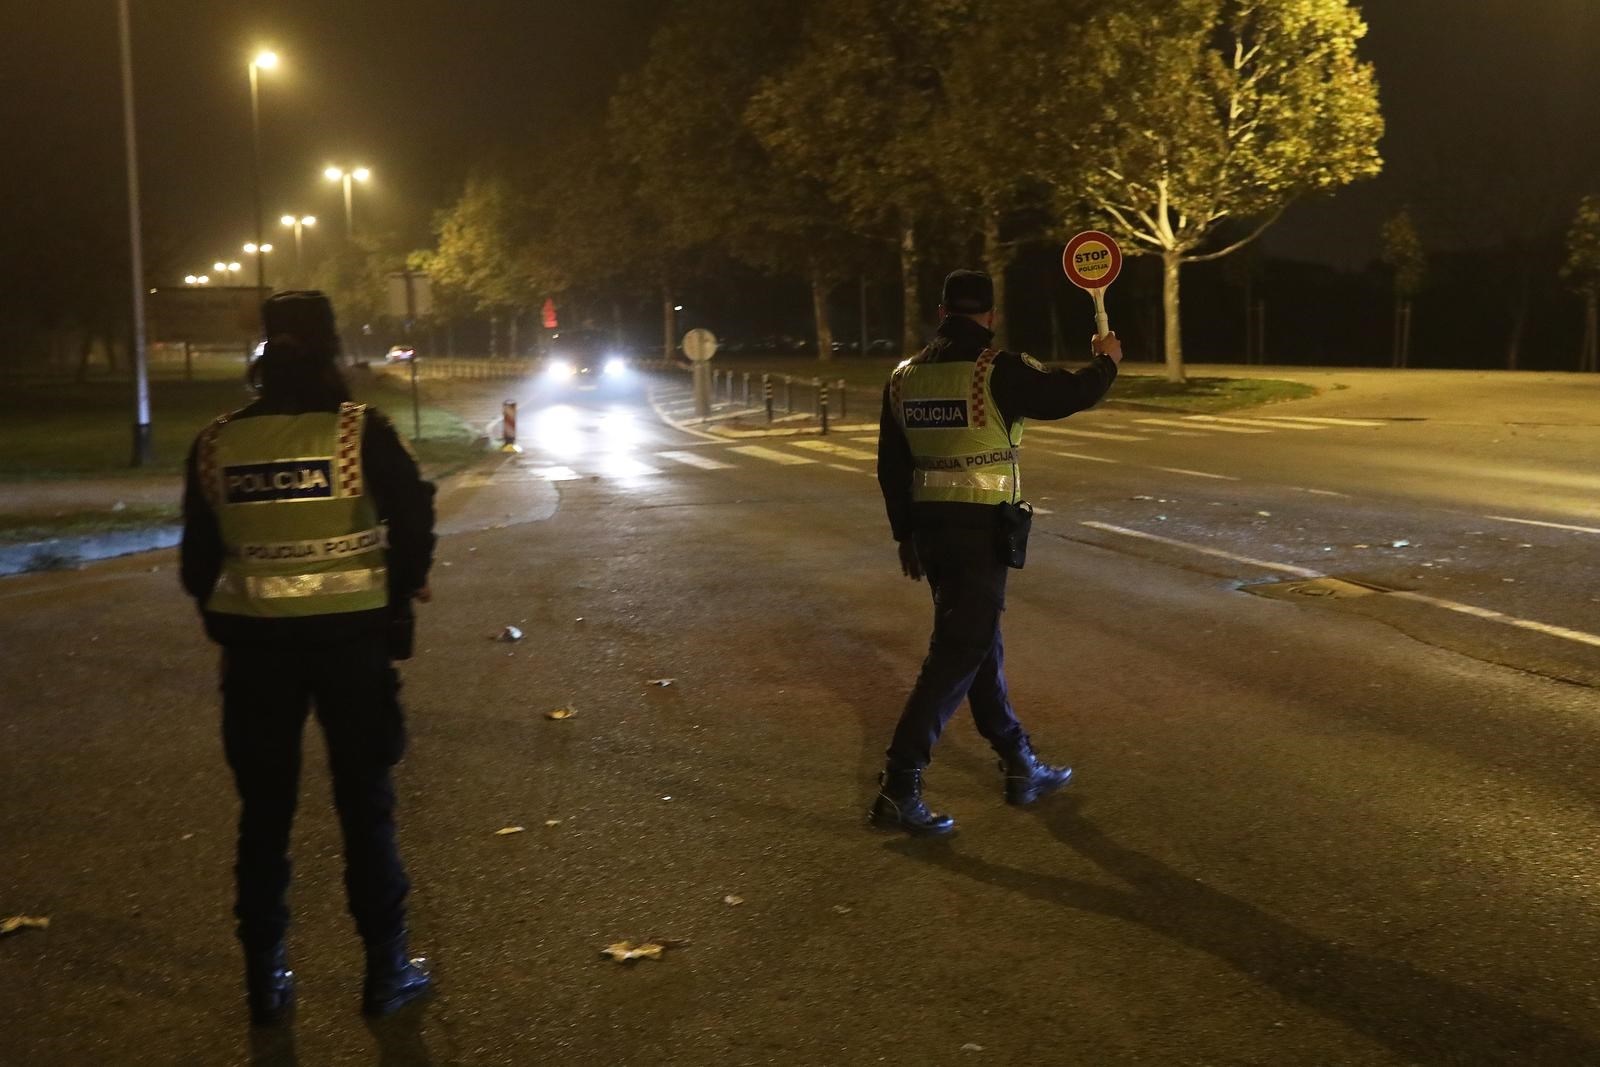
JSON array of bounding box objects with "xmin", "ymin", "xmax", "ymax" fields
[
  {"xmin": 1259, "ymin": 415, "xmax": 1387, "ymax": 428},
  {"xmin": 790, "ymin": 440, "xmax": 877, "ymax": 460},
  {"xmin": 657, "ymin": 450, "xmax": 734, "ymax": 471},
  {"xmin": 1183, "ymin": 414, "xmax": 1324, "ymax": 431},
  {"xmin": 730, "ymin": 445, "xmax": 817, "ymax": 466},
  {"xmin": 1028, "ymin": 425, "xmax": 1148, "ymax": 442}
]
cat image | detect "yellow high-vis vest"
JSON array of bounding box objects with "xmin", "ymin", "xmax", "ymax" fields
[
  {"xmin": 199, "ymin": 402, "xmax": 389, "ymax": 618},
  {"xmin": 891, "ymin": 348, "xmax": 1023, "ymax": 506}
]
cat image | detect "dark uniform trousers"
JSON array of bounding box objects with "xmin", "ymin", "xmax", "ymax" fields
[
  {"xmin": 221, "ymin": 632, "xmax": 409, "ymax": 950},
  {"xmin": 887, "ymin": 524, "xmax": 1028, "ymax": 770}
]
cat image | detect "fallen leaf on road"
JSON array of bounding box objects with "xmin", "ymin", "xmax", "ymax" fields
[
  {"xmin": 831, "ymin": 905, "xmax": 853, "ymax": 915},
  {"xmin": 495, "ymin": 826, "xmax": 526, "ymax": 836},
  {"xmin": 543, "ymin": 819, "xmax": 561, "ymax": 827},
  {"xmin": 0, "ymin": 916, "xmax": 49, "ymax": 937},
  {"xmin": 600, "ymin": 937, "xmax": 689, "ymax": 964},
  {"xmin": 723, "ymin": 895, "xmax": 744, "ymax": 906},
  {"xmin": 545, "ymin": 707, "xmax": 576, "ymax": 720},
  {"xmin": 1391, "ymin": 539, "xmax": 1411, "ymax": 548},
  {"xmin": 496, "ymin": 626, "xmax": 524, "ymax": 642},
  {"xmin": 647, "ymin": 678, "xmax": 676, "ymax": 687},
  {"xmin": 1256, "ymin": 510, "xmax": 1271, "ymax": 517},
  {"xmin": 1353, "ymin": 544, "xmax": 1369, "ymax": 549},
  {"xmin": 961, "ymin": 1043, "xmax": 985, "ymax": 1052}
]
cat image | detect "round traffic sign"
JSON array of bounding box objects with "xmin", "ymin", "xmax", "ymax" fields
[
  {"xmin": 682, "ymin": 328, "xmax": 718, "ymax": 363},
  {"xmin": 1062, "ymin": 230, "xmax": 1123, "ymax": 291}
]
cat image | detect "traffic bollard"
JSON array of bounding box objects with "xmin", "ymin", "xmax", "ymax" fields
[
  {"xmin": 785, "ymin": 376, "xmax": 793, "ymax": 413},
  {"xmin": 764, "ymin": 374, "xmax": 773, "ymax": 422},
  {"xmin": 743, "ymin": 372, "xmax": 751, "ymax": 405},
  {"xmin": 501, "ymin": 400, "xmax": 521, "ymax": 453},
  {"xmin": 820, "ymin": 379, "xmax": 830, "ymax": 435},
  {"xmin": 837, "ymin": 378, "xmax": 847, "ymax": 419}
]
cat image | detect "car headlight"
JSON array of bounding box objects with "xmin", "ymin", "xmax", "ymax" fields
[
  {"xmin": 603, "ymin": 357, "xmax": 627, "ymax": 377},
  {"xmin": 547, "ymin": 359, "xmax": 575, "ymax": 379}
]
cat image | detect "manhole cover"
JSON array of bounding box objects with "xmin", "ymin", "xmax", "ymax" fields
[{"xmin": 1248, "ymin": 576, "xmax": 1390, "ymax": 601}]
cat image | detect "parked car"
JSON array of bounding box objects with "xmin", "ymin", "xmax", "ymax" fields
[{"xmin": 384, "ymin": 345, "xmax": 416, "ymax": 363}]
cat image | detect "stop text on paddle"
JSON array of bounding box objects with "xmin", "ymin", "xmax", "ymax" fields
[{"xmin": 1062, "ymin": 230, "xmax": 1123, "ymax": 337}]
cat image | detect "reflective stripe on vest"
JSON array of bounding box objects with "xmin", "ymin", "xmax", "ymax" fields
[
  {"xmin": 892, "ymin": 348, "xmax": 1023, "ymax": 506},
  {"xmin": 202, "ymin": 402, "xmax": 389, "ymax": 618}
]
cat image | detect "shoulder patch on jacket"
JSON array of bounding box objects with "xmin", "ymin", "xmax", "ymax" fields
[{"xmin": 1021, "ymin": 353, "xmax": 1046, "ymax": 372}]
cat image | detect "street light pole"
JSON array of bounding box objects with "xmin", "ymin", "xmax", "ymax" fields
[
  {"xmin": 248, "ymin": 51, "xmax": 277, "ymax": 297},
  {"xmin": 117, "ymin": 0, "xmax": 151, "ymax": 466}
]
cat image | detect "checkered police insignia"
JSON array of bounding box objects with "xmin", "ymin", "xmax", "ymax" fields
[
  {"xmin": 970, "ymin": 348, "xmax": 999, "ymax": 429},
  {"xmin": 336, "ymin": 402, "xmax": 367, "ymax": 497},
  {"xmin": 198, "ymin": 412, "xmax": 234, "ymax": 509}
]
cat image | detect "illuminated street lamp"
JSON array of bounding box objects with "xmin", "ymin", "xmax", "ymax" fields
[
  {"xmin": 280, "ymin": 213, "xmax": 316, "ymax": 282},
  {"xmin": 323, "ymin": 165, "xmax": 371, "ymax": 238},
  {"xmin": 242, "ymin": 242, "xmax": 274, "ymax": 287},
  {"xmin": 248, "ymin": 49, "xmax": 279, "ymax": 294},
  {"xmin": 184, "ymin": 274, "xmax": 211, "ymax": 285}
]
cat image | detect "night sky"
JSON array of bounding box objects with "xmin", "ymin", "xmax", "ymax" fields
[{"xmin": 4, "ymin": 0, "xmax": 1598, "ymax": 283}]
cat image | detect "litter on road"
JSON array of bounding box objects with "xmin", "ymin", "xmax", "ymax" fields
[
  {"xmin": 0, "ymin": 916, "xmax": 50, "ymax": 937},
  {"xmin": 494, "ymin": 826, "xmax": 526, "ymax": 836},
  {"xmin": 648, "ymin": 678, "xmax": 676, "ymax": 687},
  {"xmin": 600, "ymin": 937, "xmax": 689, "ymax": 964},
  {"xmin": 723, "ymin": 894, "xmax": 744, "ymax": 906},
  {"xmin": 496, "ymin": 625, "xmax": 524, "ymax": 642},
  {"xmin": 546, "ymin": 707, "xmax": 576, "ymax": 720}
]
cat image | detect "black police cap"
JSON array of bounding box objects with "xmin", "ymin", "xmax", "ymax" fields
[
  {"xmin": 941, "ymin": 270, "xmax": 994, "ymax": 315},
  {"xmin": 261, "ymin": 290, "xmax": 338, "ymax": 344}
]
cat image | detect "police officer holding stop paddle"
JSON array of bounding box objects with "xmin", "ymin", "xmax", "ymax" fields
[
  {"xmin": 180, "ymin": 291, "xmax": 436, "ymax": 1024},
  {"xmin": 871, "ymin": 269, "xmax": 1122, "ymax": 836}
]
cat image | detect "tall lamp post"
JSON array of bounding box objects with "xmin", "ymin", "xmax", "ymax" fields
[
  {"xmin": 243, "ymin": 242, "xmax": 275, "ymax": 289},
  {"xmin": 280, "ymin": 214, "xmax": 316, "ymax": 284},
  {"xmin": 117, "ymin": 0, "xmax": 151, "ymax": 465},
  {"xmin": 248, "ymin": 50, "xmax": 278, "ymax": 296},
  {"xmin": 323, "ymin": 165, "xmax": 371, "ymax": 238}
]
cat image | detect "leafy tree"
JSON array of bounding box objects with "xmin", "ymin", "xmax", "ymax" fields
[
  {"xmin": 1561, "ymin": 194, "xmax": 1600, "ymax": 373},
  {"xmin": 1060, "ymin": 0, "xmax": 1383, "ymax": 381},
  {"xmin": 611, "ymin": 0, "xmax": 868, "ymax": 361},
  {"xmin": 429, "ymin": 172, "xmax": 535, "ymax": 355},
  {"xmin": 1379, "ymin": 207, "xmax": 1425, "ymax": 368},
  {"xmin": 310, "ymin": 232, "xmax": 399, "ymax": 360},
  {"xmin": 749, "ymin": 0, "xmax": 971, "ymax": 355}
]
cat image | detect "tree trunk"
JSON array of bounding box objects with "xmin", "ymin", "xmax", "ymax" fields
[
  {"xmin": 1244, "ymin": 274, "xmax": 1254, "ymax": 363},
  {"xmin": 75, "ymin": 332, "xmax": 94, "ymax": 383},
  {"xmin": 900, "ymin": 222, "xmax": 920, "ymax": 356},
  {"xmin": 1583, "ymin": 292, "xmax": 1598, "ymax": 373},
  {"xmin": 1506, "ymin": 271, "xmax": 1531, "ymax": 370},
  {"xmin": 447, "ymin": 321, "xmax": 455, "ymax": 358},
  {"xmin": 1391, "ymin": 295, "xmax": 1403, "ymax": 368},
  {"xmin": 1161, "ymin": 251, "xmax": 1185, "ymax": 383},
  {"xmin": 981, "ymin": 210, "xmax": 1009, "ymax": 351},
  {"xmin": 1401, "ymin": 300, "xmax": 1413, "ymax": 367},
  {"xmin": 810, "ymin": 269, "xmax": 833, "ymax": 363},
  {"xmin": 858, "ymin": 276, "xmax": 870, "ymax": 358},
  {"xmin": 662, "ymin": 284, "xmax": 677, "ymax": 363},
  {"xmin": 508, "ymin": 312, "xmax": 519, "ymax": 360},
  {"xmin": 489, "ymin": 312, "xmax": 499, "ymax": 359}
]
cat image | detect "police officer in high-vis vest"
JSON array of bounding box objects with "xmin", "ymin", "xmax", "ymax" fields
[
  {"xmin": 871, "ymin": 270, "xmax": 1122, "ymax": 836},
  {"xmin": 181, "ymin": 291, "xmax": 437, "ymax": 1023}
]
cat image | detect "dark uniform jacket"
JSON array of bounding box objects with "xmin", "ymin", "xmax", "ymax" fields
[
  {"xmin": 181, "ymin": 399, "xmax": 437, "ymax": 647},
  {"xmin": 876, "ymin": 315, "xmax": 1117, "ymax": 542}
]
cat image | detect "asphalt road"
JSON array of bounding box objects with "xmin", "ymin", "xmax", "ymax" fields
[{"xmin": 2, "ymin": 366, "xmax": 1599, "ymax": 1066}]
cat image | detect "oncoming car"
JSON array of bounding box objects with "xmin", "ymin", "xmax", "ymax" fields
[
  {"xmin": 384, "ymin": 345, "xmax": 416, "ymax": 363},
  {"xmin": 543, "ymin": 330, "xmax": 630, "ymax": 387}
]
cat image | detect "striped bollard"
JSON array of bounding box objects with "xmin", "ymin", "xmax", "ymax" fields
[
  {"xmin": 819, "ymin": 379, "xmax": 830, "ymax": 435},
  {"xmin": 763, "ymin": 374, "xmax": 773, "ymax": 422},
  {"xmin": 501, "ymin": 400, "xmax": 521, "ymax": 453},
  {"xmin": 784, "ymin": 376, "xmax": 793, "ymax": 413},
  {"xmin": 743, "ymin": 372, "xmax": 751, "ymax": 405}
]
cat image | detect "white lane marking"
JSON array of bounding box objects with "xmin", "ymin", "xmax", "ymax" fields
[
  {"xmin": 1154, "ymin": 467, "xmax": 1241, "ymax": 481},
  {"xmin": 1081, "ymin": 522, "xmax": 1323, "ymax": 577},
  {"xmin": 1028, "ymin": 425, "xmax": 1148, "ymax": 442},
  {"xmin": 827, "ymin": 463, "xmax": 869, "ymax": 474},
  {"xmin": 646, "ymin": 388, "xmax": 730, "ymax": 443},
  {"xmin": 731, "ymin": 445, "xmax": 816, "ymax": 466},
  {"xmin": 1259, "ymin": 416, "xmax": 1387, "ymax": 428},
  {"xmin": 1034, "ymin": 506, "xmax": 1055, "ymax": 515},
  {"xmin": 597, "ymin": 458, "xmax": 661, "ymax": 478},
  {"xmin": 790, "ymin": 440, "xmax": 877, "ymax": 461},
  {"xmin": 1184, "ymin": 415, "xmax": 1324, "ymax": 431},
  {"xmin": 657, "ymin": 450, "xmax": 734, "ymax": 471},
  {"xmin": 1038, "ymin": 449, "xmax": 1120, "ymax": 464},
  {"xmin": 1088, "ymin": 522, "xmax": 1600, "ymax": 651},
  {"xmin": 536, "ymin": 466, "xmax": 582, "ymax": 481},
  {"xmin": 1485, "ymin": 515, "xmax": 1600, "ymax": 535},
  {"xmin": 1136, "ymin": 417, "xmax": 1268, "ymax": 435},
  {"xmin": 848, "ymin": 435, "xmax": 878, "ymax": 445},
  {"xmin": 1293, "ymin": 487, "xmax": 1348, "ymax": 497},
  {"xmin": 1388, "ymin": 592, "xmax": 1600, "ymax": 649}
]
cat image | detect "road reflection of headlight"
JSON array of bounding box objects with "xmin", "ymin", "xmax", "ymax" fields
[
  {"xmin": 547, "ymin": 359, "xmax": 575, "ymax": 379},
  {"xmin": 603, "ymin": 356, "xmax": 627, "ymax": 377}
]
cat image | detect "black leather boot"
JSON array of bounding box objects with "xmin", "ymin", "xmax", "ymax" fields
[
  {"xmin": 362, "ymin": 934, "xmax": 433, "ymax": 1017},
  {"xmin": 1000, "ymin": 737, "xmax": 1073, "ymax": 806},
  {"xmin": 243, "ymin": 942, "xmax": 294, "ymax": 1026},
  {"xmin": 868, "ymin": 768, "xmax": 957, "ymax": 836}
]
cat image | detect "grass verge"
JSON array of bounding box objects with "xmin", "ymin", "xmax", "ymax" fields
[
  {"xmin": 0, "ymin": 505, "xmax": 180, "ymax": 545},
  {"xmin": 0, "ymin": 371, "xmax": 482, "ymax": 481}
]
